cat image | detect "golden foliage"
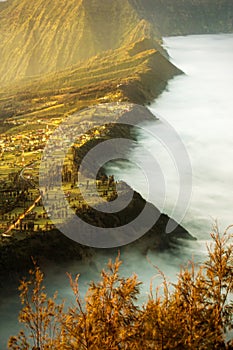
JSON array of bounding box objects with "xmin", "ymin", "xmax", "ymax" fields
[{"xmin": 8, "ymin": 227, "xmax": 233, "ymax": 349}]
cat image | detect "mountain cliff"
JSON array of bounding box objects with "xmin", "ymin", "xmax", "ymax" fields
[
  {"xmin": 0, "ymin": 0, "xmax": 162, "ymax": 84},
  {"xmin": 0, "ymin": 0, "xmax": 232, "ymax": 120}
]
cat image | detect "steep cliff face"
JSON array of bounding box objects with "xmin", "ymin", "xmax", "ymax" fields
[
  {"xmin": 0, "ymin": 0, "xmax": 231, "ymax": 114},
  {"xmin": 0, "ymin": 0, "xmax": 161, "ymax": 84},
  {"xmin": 1, "ymin": 0, "xmax": 231, "ymax": 86}
]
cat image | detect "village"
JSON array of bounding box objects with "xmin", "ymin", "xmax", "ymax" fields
[{"xmin": 0, "ymin": 104, "xmax": 131, "ymax": 239}]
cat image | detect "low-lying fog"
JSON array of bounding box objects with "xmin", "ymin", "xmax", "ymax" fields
[{"xmin": 1, "ymin": 33, "xmax": 233, "ymax": 349}]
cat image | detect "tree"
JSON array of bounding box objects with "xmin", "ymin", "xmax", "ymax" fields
[
  {"xmin": 8, "ymin": 227, "xmax": 233, "ymax": 349},
  {"xmin": 60, "ymin": 256, "xmax": 142, "ymax": 349},
  {"xmin": 8, "ymin": 261, "xmax": 64, "ymax": 350}
]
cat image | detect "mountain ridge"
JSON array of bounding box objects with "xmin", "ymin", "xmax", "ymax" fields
[
  {"xmin": 0, "ymin": 38, "xmax": 181, "ymax": 126},
  {"xmin": 0, "ymin": 0, "xmax": 232, "ymax": 122},
  {"xmin": 0, "ymin": 0, "xmax": 162, "ymax": 84}
]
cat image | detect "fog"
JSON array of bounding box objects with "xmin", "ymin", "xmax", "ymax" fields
[
  {"xmin": 151, "ymin": 34, "xmax": 233, "ymax": 237},
  {"xmin": 1, "ymin": 34, "xmax": 233, "ymax": 348},
  {"xmin": 107, "ymin": 33, "xmax": 233, "ymax": 240}
]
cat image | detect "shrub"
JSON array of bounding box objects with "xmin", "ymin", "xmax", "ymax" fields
[{"xmin": 8, "ymin": 227, "xmax": 233, "ymax": 349}]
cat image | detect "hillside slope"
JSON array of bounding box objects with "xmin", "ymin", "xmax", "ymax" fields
[
  {"xmin": 0, "ymin": 0, "xmax": 231, "ymax": 123},
  {"xmin": 0, "ymin": 0, "xmax": 232, "ymax": 87},
  {"xmin": 0, "ymin": 0, "xmax": 161, "ymax": 84},
  {"xmin": 0, "ymin": 38, "xmax": 181, "ymax": 125}
]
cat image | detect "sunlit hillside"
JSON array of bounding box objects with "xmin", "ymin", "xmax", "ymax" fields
[
  {"xmin": 0, "ymin": 0, "xmax": 162, "ymax": 84},
  {"xmin": 0, "ymin": 0, "xmax": 231, "ymax": 88},
  {"xmin": 0, "ymin": 38, "xmax": 181, "ymax": 131}
]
